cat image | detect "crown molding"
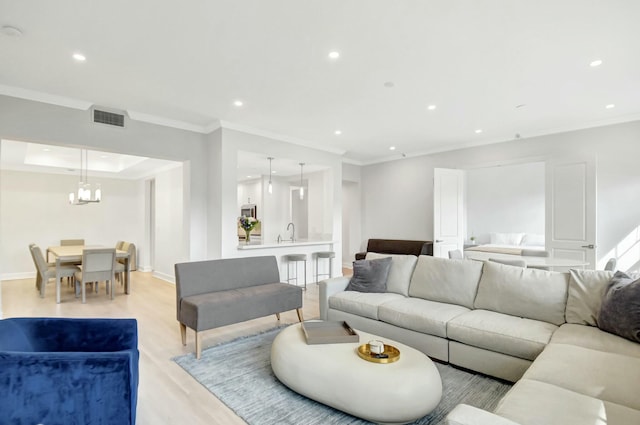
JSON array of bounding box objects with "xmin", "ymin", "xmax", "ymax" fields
[
  {"xmin": 126, "ymin": 110, "xmax": 213, "ymax": 134},
  {"xmin": 356, "ymin": 113, "xmax": 640, "ymax": 167},
  {"xmin": 0, "ymin": 84, "xmax": 92, "ymax": 110}
]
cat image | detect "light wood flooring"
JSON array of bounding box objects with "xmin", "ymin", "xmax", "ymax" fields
[{"xmin": 0, "ymin": 271, "xmax": 342, "ymax": 424}]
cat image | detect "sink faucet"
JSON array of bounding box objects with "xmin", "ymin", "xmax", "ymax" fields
[{"xmin": 287, "ymin": 222, "xmax": 295, "ymax": 242}]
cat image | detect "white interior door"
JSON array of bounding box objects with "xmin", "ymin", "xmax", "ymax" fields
[
  {"xmin": 433, "ymin": 168, "xmax": 465, "ymax": 258},
  {"xmin": 545, "ymin": 157, "xmax": 597, "ymax": 268}
]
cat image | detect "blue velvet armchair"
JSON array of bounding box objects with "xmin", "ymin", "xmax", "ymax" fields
[{"xmin": 0, "ymin": 317, "xmax": 139, "ymax": 425}]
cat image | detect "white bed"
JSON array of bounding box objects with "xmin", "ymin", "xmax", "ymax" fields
[{"xmin": 465, "ymin": 232, "xmax": 545, "ymax": 255}]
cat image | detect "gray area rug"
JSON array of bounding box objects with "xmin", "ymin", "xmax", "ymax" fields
[{"xmin": 173, "ymin": 327, "xmax": 512, "ymax": 425}]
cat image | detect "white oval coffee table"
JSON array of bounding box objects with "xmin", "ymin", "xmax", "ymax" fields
[{"xmin": 271, "ymin": 323, "xmax": 442, "ymax": 424}]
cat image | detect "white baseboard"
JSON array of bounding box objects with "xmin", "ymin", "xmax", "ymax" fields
[
  {"xmin": 1, "ymin": 271, "xmax": 36, "ymax": 281},
  {"xmin": 342, "ymin": 262, "xmax": 353, "ymax": 269},
  {"xmin": 152, "ymin": 270, "xmax": 175, "ymax": 284},
  {"xmin": 138, "ymin": 265, "xmax": 153, "ymax": 272}
]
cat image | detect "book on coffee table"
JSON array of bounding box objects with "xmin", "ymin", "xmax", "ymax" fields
[{"xmin": 301, "ymin": 321, "xmax": 359, "ymax": 344}]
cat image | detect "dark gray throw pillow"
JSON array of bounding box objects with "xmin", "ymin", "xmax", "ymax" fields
[
  {"xmin": 346, "ymin": 257, "xmax": 393, "ymax": 293},
  {"xmin": 597, "ymin": 271, "xmax": 640, "ymax": 343}
]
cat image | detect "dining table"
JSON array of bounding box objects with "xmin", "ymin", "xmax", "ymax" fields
[
  {"xmin": 463, "ymin": 250, "xmax": 590, "ymax": 269},
  {"xmin": 47, "ymin": 245, "xmax": 131, "ymax": 303}
]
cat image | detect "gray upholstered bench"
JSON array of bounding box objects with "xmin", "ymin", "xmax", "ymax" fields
[{"xmin": 175, "ymin": 255, "xmax": 303, "ymax": 359}]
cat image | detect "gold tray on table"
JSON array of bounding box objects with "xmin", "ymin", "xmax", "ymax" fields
[{"xmin": 357, "ymin": 343, "xmax": 400, "ymax": 364}]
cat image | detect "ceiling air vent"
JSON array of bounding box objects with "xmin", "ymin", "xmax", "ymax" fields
[{"xmin": 93, "ymin": 108, "xmax": 125, "ymax": 127}]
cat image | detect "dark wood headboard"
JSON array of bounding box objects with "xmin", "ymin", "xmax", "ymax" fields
[{"xmin": 355, "ymin": 239, "xmax": 434, "ymax": 260}]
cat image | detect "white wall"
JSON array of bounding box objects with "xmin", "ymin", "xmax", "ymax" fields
[
  {"xmin": 0, "ymin": 169, "xmax": 144, "ymax": 279},
  {"xmin": 342, "ymin": 181, "xmax": 362, "ymax": 266},
  {"xmin": 152, "ymin": 165, "xmax": 186, "ymax": 282},
  {"xmin": 361, "ymin": 120, "xmax": 640, "ymax": 271},
  {"xmin": 342, "ymin": 163, "xmax": 362, "ymax": 267},
  {"xmin": 261, "ymin": 175, "xmax": 290, "ymax": 242},
  {"xmin": 466, "ymin": 162, "xmax": 545, "ymax": 243}
]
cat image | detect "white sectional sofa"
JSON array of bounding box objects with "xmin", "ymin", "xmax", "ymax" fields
[{"xmin": 319, "ymin": 253, "xmax": 640, "ymax": 425}]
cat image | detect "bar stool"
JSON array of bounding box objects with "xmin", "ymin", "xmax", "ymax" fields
[
  {"xmin": 314, "ymin": 251, "xmax": 335, "ymax": 283},
  {"xmin": 282, "ymin": 254, "xmax": 307, "ymax": 290}
]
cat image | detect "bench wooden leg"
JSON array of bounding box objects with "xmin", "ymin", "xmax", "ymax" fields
[
  {"xmin": 196, "ymin": 332, "xmax": 202, "ymax": 360},
  {"xmin": 179, "ymin": 323, "xmax": 187, "ymax": 346},
  {"xmin": 296, "ymin": 308, "xmax": 304, "ymax": 322},
  {"xmin": 275, "ymin": 312, "xmax": 281, "ymax": 320}
]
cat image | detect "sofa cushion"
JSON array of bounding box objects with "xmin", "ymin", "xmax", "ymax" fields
[
  {"xmin": 551, "ymin": 323, "xmax": 640, "ymax": 358},
  {"xmin": 598, "ymin": 271, "xmax": 640, "ymax": 343},
  {"xmin": 495, "ymin": 378, "xmax": 640, "ymax": 425},
  {"xmin": 181, "ymin": 283, "xmax": 301, "ymax": 330},
  {"xmin": 447, "ymin": 309, "xmax": 557, "ymax": 361},
  {"xmin": 408, "ymin": 256, "xmax": 483, "ymax": 309},
  {"xmin": 474, "ymin": 261, "xmax": 569, "ymax": 325},
  {"xmin": 522, "ymin": 343, "xmax": 640, "ymax": 410},
  {"xmin": 328, "ymin": 291, "xmax": 404, "ymax": 320},
  {"xmin": 346, "ymin": 257, "xmax": 392, "ymax": 293},
  {"xmin": 366, "ymin": 252, "xmax": 417, "ymax": 296},
  {"xmin": 565, "ymin": 269, "xmax": 613, "ymax": 325},
  {"xmin": 378, "ymin": 298, "xmax": 469, "ymax": 338}
]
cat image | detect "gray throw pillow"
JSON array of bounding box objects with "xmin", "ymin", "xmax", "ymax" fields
[
  {"xmin": 597, "ymin": 271, "xmax": 640, "ymax": 343},
  {"xmin": 346, "ymin": 257, "xmax": 393, "ymax": 293}
]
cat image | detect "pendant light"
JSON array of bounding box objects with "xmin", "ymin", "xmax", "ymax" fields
[
  {"xmin": 299, "ymin": 162, "xmax": 305, "ymax": 200},
  {"xmin": 267, "ymin": 157, "xmax": 274, "ymax": 194},
  {"xmin": 69, "ymin": 149, "xmax": 101, "ymax": 205}
]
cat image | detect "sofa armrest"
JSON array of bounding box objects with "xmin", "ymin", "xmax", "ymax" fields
[
  {"xmin": 319, "ymin": 276, "xmax": 350, "ymax": 320},
  {"xmin": 446, "ymin": 405, "xmax": 521, "ymax": 425},
  {"xmin": 18, "ymin": 318, "xmax": 138, "ymax": 352}
]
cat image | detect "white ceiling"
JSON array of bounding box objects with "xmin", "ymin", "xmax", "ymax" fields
[
  {"xmin": 0, "ymin": 139, "xmax": 181, "ymax": 180},
  {"xmin": 1, "ymin": 1, "xmax": 640, "ymax": 164}
]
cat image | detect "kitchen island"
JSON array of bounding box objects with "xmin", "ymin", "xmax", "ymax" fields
[{"xmin": 236, "ymin": 239, "xmax": 336, "ymax": 286}]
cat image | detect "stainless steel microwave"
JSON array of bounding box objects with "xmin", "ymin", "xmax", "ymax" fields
[{"xmin": 240, "ymin": 204, "xmax": 257, "ymax": 218}]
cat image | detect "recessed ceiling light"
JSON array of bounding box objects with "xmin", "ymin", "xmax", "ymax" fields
[
  {"xmin": 72, "ymin": 53, "xmax": 86, "ymax": 62},
  {"xmin": 605, "ymin": 104, "xmax": 615, "ymax": 109},
  {"xmin": 272, "ymin": 170, "xmax": 277, "ymax": 174},
  {"xmin": 389, "ymin": 146, "xmax": 396, "ymax": 151},
  {"xmin": 233, "ymin": 100, "xmax": 244, "ymax": 107},
  {"xmin": 328, "ymin": 51, "xmax": 340, "ymax": 59},
  {"xmin": 100, "ymin": 155, "xmax": 108, "ymax": 158},
  {"xmin": 383, "ymin": 81, "xmax": 395, "ymax": 88},
  {"xmin": 590, "ymin": 59, "xmax": 603, "ymax": 67},
  {"xmin": 43, "ymin": 148, "xmax": 51, "ymax": 152},
  {"xmin": 246, "ymin": 175, "xmax": 252, "ymax": 178},
  {"xmin": 475, "ymin": 129, "xmax": 483, "ymax": 134},
  {"xmin": 1, "ymin": 25, "xmax": 23, "ymax": 37},
  {"xmin": 427, "ymin": 105, "xmax": 437, "ymax": 111},
  {"xmin": 334, "ymin": 130, "xmax": 342, "ymax": 135}
]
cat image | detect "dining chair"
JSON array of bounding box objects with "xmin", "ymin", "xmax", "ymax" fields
[
  {"xmin": 61, "ymin": 239, "xmax": 85, "ymax": 246},
  {"xmin": 58, "ymin": 239, "xmax": 85, "ymax": 269},
  {"xmin": 74, "ymin": 248, "xmax": 117, "ymax": 303},
  {"xmin": 489, "ymin": 258, "xmax": 527, "ymax": 268},
  {"xmin": 115, "ymin": 242, "xmax": 127, "ymax": 284},
  {"xmin": 448, "ymin": 250, "xmax": 463, "ymax": 259},
  {"xmin": 30, "ymin": 244, "xmax": 79, "ymax": 299},
  {"xmin": 604, "ymin": 257, "xmax": 617, "ymax": 271}
]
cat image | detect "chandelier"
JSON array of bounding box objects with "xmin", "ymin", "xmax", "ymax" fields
[{"xmin": 68, "ymin": 149, "xmax": 101, "ymax": 205}]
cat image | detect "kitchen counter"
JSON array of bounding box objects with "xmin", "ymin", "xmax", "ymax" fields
[{"xmin": 237, "ymin": 239, "xmax": 335, "ymax": 250}]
